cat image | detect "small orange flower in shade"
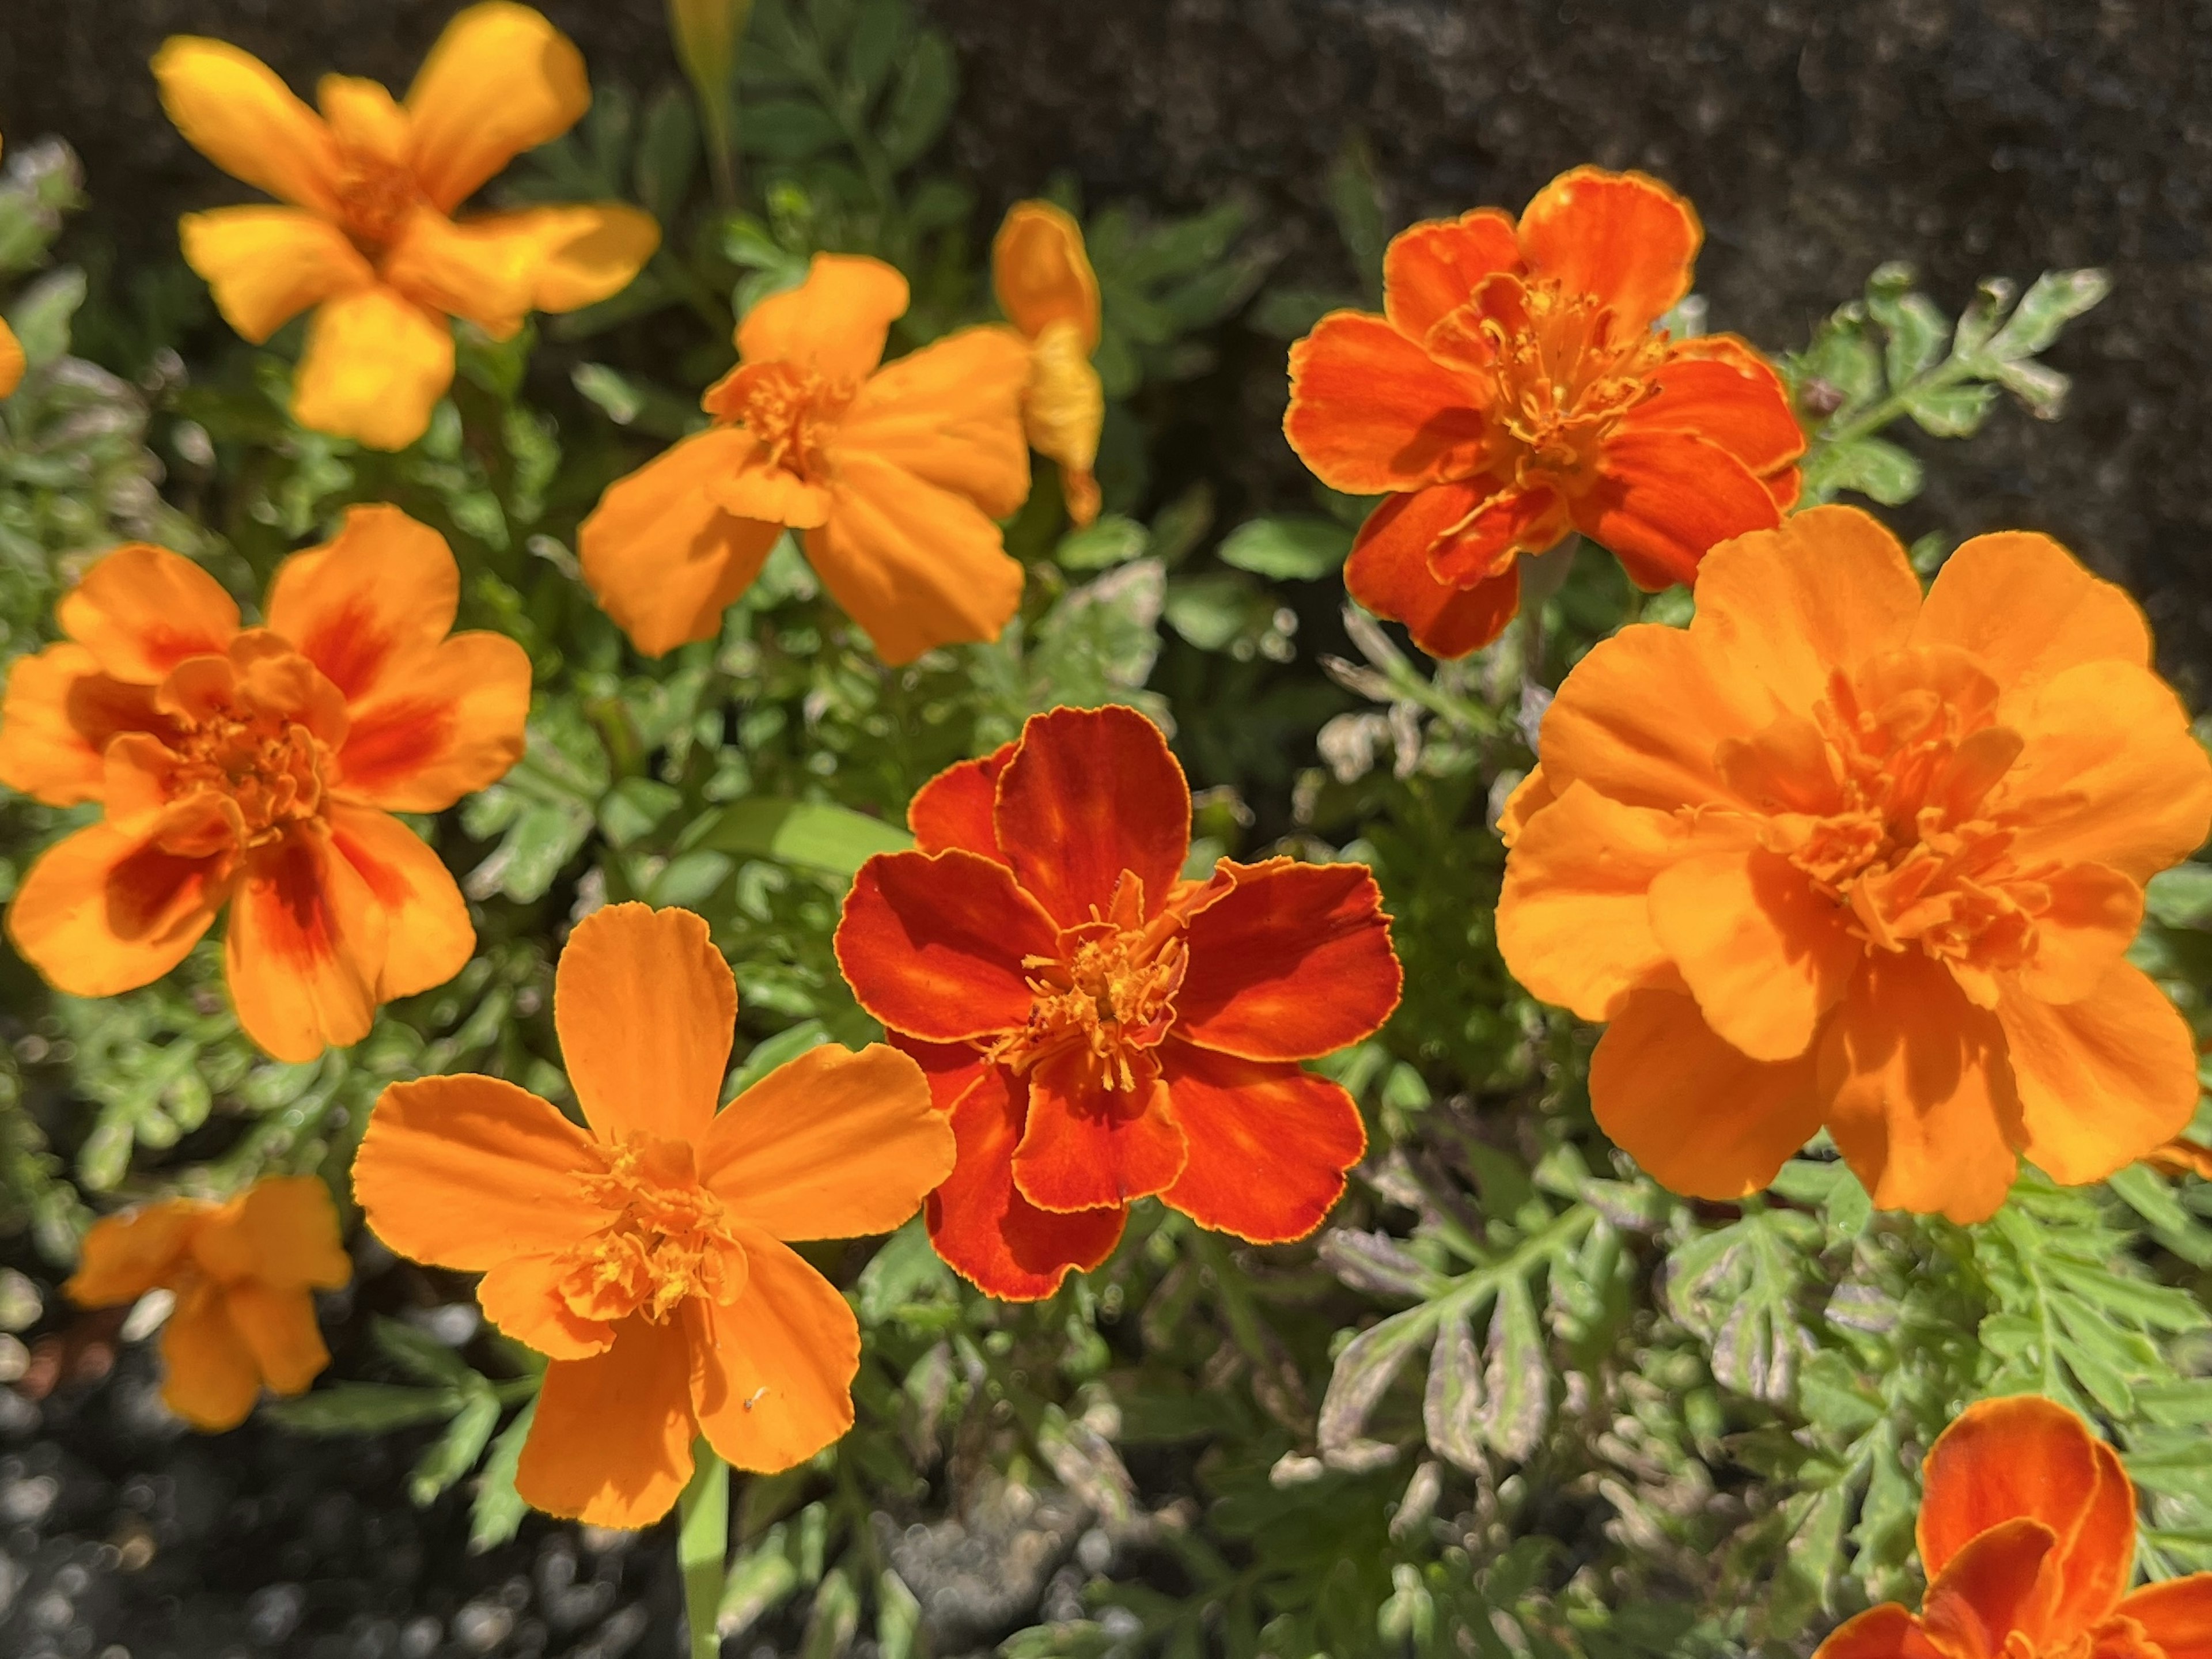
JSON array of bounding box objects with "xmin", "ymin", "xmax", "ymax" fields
[
  {"xmin": 153, "ymin": 3, "xmax": 660, "ymax": 450},
  {"xmin": 66, "ymin": 1176, "xmax": 351, "ymax": 1431},
  {"xmin": 1813, "ymin": 1396, "xmax": 2212, "ymax": 1659},
  {"xmin": 1285, "ymin": 165, "xmax": 1805, "ymax": 659},
  {"xmin": 578, "ymin": 253, "xmax": 1032, "ymax": 665},
  {"xmin": 993, "ymin": 200, "xmax": 1105, "ymax": 526},
  {"xmin": 351, "ymin": 903, "xmax": 956, "ymax": 1528},
  {"xmin": 0, "ymin": 506, "xmax": 531, "ymax": 1062},
  {"xmin": 834, "ymin": 704, "xmax": 1404, "ymax": 1300},
  {"xmin": 1496, "ymin": 505, "xmax": 2212, "ymax": 1222}
]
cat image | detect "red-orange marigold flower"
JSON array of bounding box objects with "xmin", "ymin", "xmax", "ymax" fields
[
  {"xmin": 66, "ymin": 1176, "xmax": 351, "ymax": 1431},
  {"xmin": 353, "ymin": 903, "xmax": 956, "ymax": 1528},
  {"xmin": 834, "ymin": 704, "xmax": 1404, "ymax": 1300},
  {"xmin": 0, "ymin": 506, "xmax": 531, "ymax": 1062},
  {"xmin": 1496, "ymin": 506, "xmax": 2212, "ymax": 1222},
  {"xmin": 1285, "ymin": 165, "xmax": 1805, "ymax": 658},
  {"xmin": 1814, "ymin": 1396, "xmax": 2212, "ymax": 1659}
]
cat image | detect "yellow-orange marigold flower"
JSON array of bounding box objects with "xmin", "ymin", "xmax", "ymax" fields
[
  {"xmin": 153, "ymin": 3, "xmax": 660, "ymax": 450},
  {"xmin": 1285, "ymin": 166, "xmax": 1805, "ymax": 658},
  {"xmin": 993, "ymin": 201, "xmax": 1105, "ymax": 527},
  {"xmin": 66, "ymin": 1176, "xmax": 351, "ymax": 1431},
  {"xmin": 1813, "ymin": 1395, "xmax": 2212, "ymax": 1659},
  {"xmin": 1497, "ymin": 506, "xmax": 2212, "ymax": 1222},
  {"xmin": 0, "ymin": 506, "xmax": 531, "ymax": 1062},
  {"xmin": 352, "ymin": 902, "xmax": 956, "ymax": 1528},
  {"xmin": 578, "ymin": 253, "xmax": 1032, "ymax": 665}
]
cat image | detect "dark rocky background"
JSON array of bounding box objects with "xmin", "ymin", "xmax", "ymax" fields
[{"xmin": 2, "ymin": 2, "xmax": 2208, "ymax": 1655}]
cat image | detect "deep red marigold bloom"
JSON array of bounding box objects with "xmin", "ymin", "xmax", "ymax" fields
[
  {"xmin": 0, "ymin": 506, "xmax": 531, "ymax": 1062},
  {"xmin": 1815, "ymin": 1395, "xmax": 2212, "ymax": 1659},
  {"xmin": 1285, "ymin": 165, "xmax": 1805, "ymax": 658},
  {"xmin": 834, "ymin": 704, "xmax": 1404, "ymax": 1300}
]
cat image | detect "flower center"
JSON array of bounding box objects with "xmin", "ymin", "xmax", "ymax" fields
[
  {"xmin": 558, "ymin": 1136, "xmax": 740, "ymax": 1324},
  {"xmin": 146, "ymin": 643, "xmax": 346, "ymax": 853},
  {"xmin": 703, "ymin": 362, "xmax": 853, "ymax": 482},
  {"xmin": 172, "ymin": 713, "xmax": 329, "ymax": 842},
  {"xmin": 1717, "ymin": 648, "xmax": 2045, "ymax": 979},
  {"xmin": 333, "ymin": 150, "xmax": 422, "ymax": 249},
  {"xmin": 988, "ymin": 873, "xmax": 1189, "ymax": 1092}
]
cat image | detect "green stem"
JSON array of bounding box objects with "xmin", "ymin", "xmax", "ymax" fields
[
  {"xmin": 1817, "ymin": 355, "xmax": 1974, "ymax": 450},
  {"xmin": 677, "ymin": 1446, "xmax": 730, "ymax": 1659}
]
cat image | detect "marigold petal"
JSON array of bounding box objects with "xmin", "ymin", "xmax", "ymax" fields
[
  {"xmin": 556, "ymin": 903, "xmax": 733, "ymax": 1145},
  {"xmin": 292, "ymin": 286, "xmax": 455, "ymax": 451},
  {"xmin": 1919, "ymin": 532, "xmax": 2152, "ymax": 695},
  {"xmin": 1344, "ymin": 484, "xmax": 1524, "ymax": 659},
  {"xmin": 226, "ymin": 827, "xmax": 385, "ymax": 1063},
  {"xmin": 1920, "ymin": 1395, "xmax": 2136, "ymax": 1636},
  {"xmin": 355, "ymin": 1073, "xmax": 605, "ymax": 1271},
  {"xmin": 1648, "ymin": 848, "xmax": 1862, "ymax": 1062},
  {"xmin": 336, "ymin": 632, "xmax": 533, "ymax": 811},
  {"xmin": 151, "ymin": 36, "xmax": 343, "ymax": 214},
  {"xmin": 738, "ymin": 254, "xmax": 908, "ymax": 381},
  {"xmin": 517, "ymin": 1312, "xmax": 696, "ymax": 1527},
  {"xmin": 908, "ymin": 744, "xmax": 1015, "ymax": 861},
  {"xmin": 477, "ymin": 1253, "xmax": 615, "ymax": 1361},
  {"xmin": 267, "ymin": 505, "xmax": 455, "ymax": 698},
  {"xmin": 221, "ymin": 1282, "xmax": 330, "ymax": 1396},
  {"xmin": 835, "ymin": 849, "xmax": 1061, "ymax": 1041},
  {"xmin": 1588, "ymin": 988, "xmax": 1824, "ymax": 1199},
  {"xmin": 1999, "ymin": 964, "xmax": 2200, "ymax": 1188},
  {"xmin": 837, "ymin": 323, "xmax": 1040, "ymax": 521},
  {"xmin": 160, "ymin": 1287, "xmax": 263, "ymax": 1431},
  {"xmin": 1516, "ymin": 165, "xmax": 1700, "ymax": 332},
  {"xmin": 0, "ymin": 319, "xmax": 22, "ymax": 399},
  {"xmin": 700, "ymin": 1043, "xmax": 953, "ymax": 1241},
  {"xmin": 1381, "ymin": 209, "xmax": 1522, "ymax": 342},
  {"xmin": 325, "ymin": 802, "xmax": 472, "ymax": 1001},
  {"xmin": 1024, "ymin": 323, "xmax": 1104, "ymax": 519},
  {"xmin": 1427, "ymin": 482, "xmax": 1570, "ymax": 587},
  {"xmin": 1497, "ymin": 782, "xmax": 1695, "ymax": 1020},
  {"xmin": 994, "ymin": 704, "xmax": 1190, "ymax": 928},
  {"xmin": 57, "ymin": 543, "xmax": 240, "ymax": 685},
  {"xmin": 1173, "ymin": 858, "xmax": 1400, "ymax": 1060},
  {"xmin": 7, "ymin": 823, "xmax": 224, "ymax": 999},
  {"xmin": 1623, "ymin": 337, "xmax": 1806, "ymax": 478},
  {"xmin": 1920, "ymin": 1518, "xmax": 2064, "ymax": 1659},
  {"xmin": 474, "ymin": 204, "xmax": 661, "ymax": 312},
  {"xmin": 179, "ymin": 207, "xmax": 374, "ymax": 342},
  {"xmin": 693, "ymin": 1229, "xmax": 860, "ymax": 1472},
  {"xmin": 805, "ymin": 452, "xmax": 1026, "ymax": 664},
  {"xmin": 708, "ymin": 459, "xmax": 832, "ymax": 529},
  {"xmin": 65, "ymin": 1200, "xmax": 200, "ymax": 1307},
  {"xmin": 192, "ymin": 1175, "xmax": 352, "ymax": 1291},
  {"xmin": 2013, "ymin": 865, "xmax": 2145, "ymax": 1006},
  {"xmin": 1494, "ymin": 765, "xmax": 1555, "ymax": 850},
  {"xmin": 1817, "ymin": 955, "xmax": 2022, "ymax": 1223},
  {"xmin": 404, "ymin": 1, "xmax": 590, "ymax": 212},
  {"xmin": 2115, "ymin": 1577, "xmax": 2212, "ymax": 1659},
  {"xmin": 1810, "ymin": 1605, "xmax": 1941, "ymax": 1659},
  {"xmin": 1284, "ymin": 312, "xmax": 1492, "ymax": 493},
  {"xmin": 1013, "ymin": 1057, "xmax": 1187, "ymax": 1213},
  {"xmin": 1688, "ymin": 505, "xmax": 1923, "ymax": 710},
  {"xmin": 1577, "ymin": 428, "xmax": 1782, "ymax": 590},
  {"xmin": 579, "ymin": 427, "xmax": 782, "ymax": 657},
  {"xmin": 914, "ymin": 1053, "xmax": 1125, "ymax": 1301},
  {"xmin": 994, "ymin": 201, "xmax": 1100, "ymax": 348},
  {"xmin": 0, "ymin": 645, "xmax": 168, "ymax": 806},
  {"xmin": 1157, "ymin": 1041, "xmax": 1365, "ymax": 1243},
  {"xmin": 379, "ymin": 206, "xmax": 542, "ymax": 339},
  {"xmin": 1997, "ymin": 660, "xmax": 2212, "ymax": 884}
]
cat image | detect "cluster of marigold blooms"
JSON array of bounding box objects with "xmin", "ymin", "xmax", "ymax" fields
[{"xmin": 2, "ymin": 7, "xmax": 2205, "ymax": 1596}]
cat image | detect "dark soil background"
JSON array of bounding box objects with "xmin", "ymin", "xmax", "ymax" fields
[{"xmin": 2, "ymin": 1, "xmax": 2209, "ymax": 1656}]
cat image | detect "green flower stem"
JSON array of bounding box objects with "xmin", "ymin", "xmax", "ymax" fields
[{"xmin": 677, "ymin": 1445, "xmax": 731, "ymax": 1659}]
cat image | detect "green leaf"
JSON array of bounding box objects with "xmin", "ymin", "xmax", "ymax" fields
[
  {"xmin": 635, "ymin": 87, "xmax": 701, "ymax": 226},
  {"xmin": 1798, "ymin": 320, "xmax": 1883, "ymax": 411},
  {"xmin": 2148, "ymin": 865, "xmax": 2212, "ymax": 929},
  {"xmin": 468, "ymin": 1398, "xmax": 537, "ymax": 1553},
  {"xmin": 843, "ymin": 0, "xmax": 908, "ymax": 103},
  {"xmin": 8, "ymin": 266, "xmax": 86, "ymax": 365},
  {"xmin": 1903, "ymin": 382, "xmax": 1997, "ymax": 438},
  {"xmin": 1422, "ymin": 1309, "xmax": 1486, "ymax": 1472},
  {"xmin": 1991, "ymin": 357, "xmax": 2071, "ymax": 420},
  {"xmin": 1317, "ymin": 1305, "xmax": 1438, "ymax": 1455},
  {"xmin": 1983, "ymin": 268, "xmax": 2111, "ymax": 361},
  {"xmin": 373, "ymin": 1316, "xmax": 478, "ymax": 1388},
  {"xmin": 264, "ymin": 1383, "xmax": 467, "ymax": 1435},
  {"xmin": 746, "ymin": 98, "xmax": 844, "ymax": 161},
  {"xmin": 410, "ymin": 1389, "xmax": 501, "ymax": 1506},
  {"xmin": 698, "ymin": 797, "xmax": 910, "ymax": 874},
  {"xmin": 726, "ymin": 1019, "xmax": 831, "ymax": 1099},
  {"xmin": 876, "ymin": 32, "xmax": 956, "ymax": 169},
  {"xmin": 1324, "ymin": 131, "xmax": 1388, "ymax": 303},
  {"xmin": 1217, "ymin": 516, "xmax": 1354, "ymax": 582},
  {"xmin": 1864, "ymin": 267, "xmax": 1948, "ymax": 387},
  {"xmin": 719, "ymin": 1532, "xmax": 804, "ymax": 1641},
  {"xmin": 1805, "ymin": 435, "xmax": 1924, "ymax": 506},
  {"xmin": 1056, "ymin": 514, "xmax": 1149, "ymax": 571},
  {"xmin": 1479, "ymin": 1276, "xmax": 1549, "ymax": 1461}
]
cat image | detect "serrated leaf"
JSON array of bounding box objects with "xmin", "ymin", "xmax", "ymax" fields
[
  {"xmin": 1317, "ymin": 1306, "xmax": 1437, "ymax": 1452},
  {"xmin": 1992, "ymin": 357, "xmax": 2071, "ymax": 420},
  {"xmin": 1422, "ymin": 1309, "xmax": 1486, "ymax": 1472},
  {"xmin": 1806, "ymin": 435, "xmax": 1924, "ymax": 506},
  {"xmin": 1799, "ymin": 321, "xmax": 1883, "ymax": 411},
  {"xmin": 1865, "ymin": 272, "xmax": 1949, "ymax": 387},
  {"xmin": 1479, "ymin": 1277, "xmax": 1549, "ymax": 1461},
  {"xmin": 1318, "ymin": 1229, "xmax": 1450, "ymax": 1301},
  {"xmin": 1217, "ymin": 516, "xmax": 1354, "ymax": 582},
  {"xmin": 1903, "ymin": 382, "xmax": 1997, "ymax": 437},
  {"xmin": 1983, "ymin": 268, "xmax": 2111, "ymax": 361}
]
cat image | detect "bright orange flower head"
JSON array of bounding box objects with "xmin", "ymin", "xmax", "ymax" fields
[
  {"xmin": 1815, "ymin": 1396, "xmax": 2212, "ymax": 1659},
  {"xmin": 1497, "ymin": 506, "xmax": 2212, "ymax": 1222},
  {"xmin": 578, "ymin": 253, "xmax": 1033, "ymax": 665},
  {"xmin": 353, "ymin": 903, "xmax": 956, "ymax": 1528},
  {"xmin": 993, "ymin": 200, "xmax": 1105, "ymax": 527},
  {"xmin": 66, "ymin": 1176, "xmax": 351, "ymax": 1431},
  {"xmin": 1285, "ymin": 166, "xmax": 1805, "ymax": 658},
  {"xmin": 153, "ymin": 3, "xmax": 660, "ymax": 450},
  {"xmin": 0, "ymin": 506, "xmax": 530, "ymax": 1062},
  {"xmin": 834, "ymin": 705, "xmax": 1403, "ymax": 1300}
]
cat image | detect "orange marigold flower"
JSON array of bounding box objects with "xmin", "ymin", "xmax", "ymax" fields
[
  {"xmin": 993, "ymin": 200, "xmax": 1105, "ymax": 527},
  {"xmin": 66, "ymin": 1176, "xmax": 351, "ymax": 1431},
  {"xmin": 1285, "ymin": 165, "xmax": 1805, "ymax": 658},
  {"xmin": 0, "ymin": 506, "xmax": 531, "ymax": 1062},
  {"xmin": 1813, "ymin": 1395, "xmax": 2212, "ymax": 1659},
  {"xmin": 2144, "ymin": 1137, "xmax": 2212, "ymax": 1181},
  {"xmin": 578, "ymin": 253, "xmax": 1032, "ymax": 665},
  {"xmin": 352, "ymin": 903, "xmax": 955, "ymax": 1528},
  {"xmin": 1497, "ymin": 506, "xmax": 2212, "ymax": 1222},
  {"xmin": 153, "ymin": 3, "xmax": 660, "ymax": 450},
  {"xmin": 834, "ymin": 704, "xmax": 1403, "ymax": 1300}
]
